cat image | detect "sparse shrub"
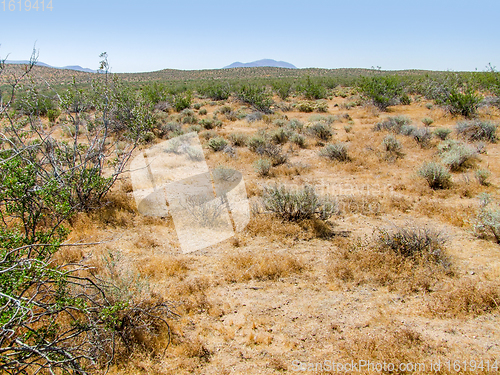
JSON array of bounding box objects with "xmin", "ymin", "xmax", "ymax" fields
[
  {"xmin": 208, "ymin": 136, "xmax": 228, "ymax": 151},
  {"xmin": 47, "ymin": 108, "xmax": 61, "ymax": 122},
  {"xmin": 411, "ymin": 126, "xmax": 432, "ymax": 148},
  {"xmin": 296, "ymin": 101, "xmax": 315, "ymax": 113},
  {"xmin": 273, "ymin": 118, "xmax": 287, "ymax": 127},
  {"xmin": 199, "ymin": 108, "xmax": 207, "ymax": 115},
  {"xmin": 456, "ymin": 120, "xmax": 498, "ymax": 143},
  {"xmin": 287, "ymin": 119, "xmax": 304, "ymax": 132},
  {"xmin": 201, "ymin": 130, "xmax": 217, "ymax": 140},
  {"xmin": 259, "ymin": 144, "xmax": 288, "ymax": 166},
  {"xmin": 382, "ymin": 134, "xmax": 404, "ymax": 159},
  {"xmin": 319, "ymin": 143, "xmax": 350, "ymax": 162},
  {"xmin": 187, "ymin": 125, "xmax": 202, "ymax": 133},
  {"xmin": 434, "ymin": 127, "xmax": 452, "ymax": 140},
  {"xmin": 315, "ymin": 100, "xmax": 329, "ymax": 112},
  {"xmin": 472, "ymin": 193, "xmax": 500, "ymax": 243},
  {"xmin": 270, "ymin": 128, "xmax": 289, "ymax": 144},
  {"xmin": 307, "ymin": 122, "xmax": 333, "ymax": 141},
  {"xmin": 247, "ymin": 134, "xmax": 267, "ymax": 152},
  {"xmin": 193, "ymin": 103, "xmax": 202, "ymax": 110},
  {"xmin": 199, "ymin": 118, "xmax": 214, "ymax": 129},
  {"xmin": 229, "ymin": 132, "xmax": 248, "ymax": 147},
  {"xmin": 376, "ymin": 222, "xmax": 448, "ymax": 264},
  {"xmin": 254, "ymin": 158, "xmax": 272, "ymax": 177},
  {"xmin": 400, "ymin": 124, "xmax": 416, "ymax": 136},
  {"xmin": 262, "ymin": 184, "xmax": 338, "ymax": 222},
  {"xmin": 421, "ymin": 117, "xmax": 434, "ymax": 126},
  {"xmin": 475, "ymin": 169, "xmax": 491, "ymax": 186},
  {"xmin": 142, "ymin": 131, "xmax": 156, "ymax": 143},
  {"xmin": 344, "ymin": 124, "xmax": 353, "ymax": 133},
  {"xmin": 438, "ymin": 140, "xmax": 478, "ymax": 171},
  {"xmin": 418, "ymin": 162, "xmax": 452, "ymax": 189},
  {"xmin": 246, "ymin": 111, "xmax": 263, "ymax": 122},
  {"xmin": 373, "ymin": 116, "xmax": 412, "ymax": 133},
  {"xmin": 290, "ymin": 132, "xmax": 307, "ymax": 148}
]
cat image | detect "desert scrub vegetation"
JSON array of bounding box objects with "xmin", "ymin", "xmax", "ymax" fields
[
  {"xmin": 382, "ymin": 134, "xmax": 404, "ymax": 160},
  {"xmin": 307, "ymin": 121, "xmax": 333, "ymax": 141},
  {"xmin": 437, "ymin": 139, "xmax": 478, "ymax": 171},
  {"xmin": 418, "ymin": 162, "xmax": 452, "ymax": 189},
  {"xmin": 376, "ymin": 222, "xmax": 449, "ymax": 265},
  {"xmin": 0, "ymin": 53, "xmax": 174, "ymax": 374},
  {"xmin": 319, "ymin": 142, "xmax": 351, "ymax": 162},
  {"xmin": 207, "ymin": 136, "xmax": 228, "ymax": 151},
  {"xmin": 456, "ymin": 119, "xmax": 498, "ymax": 142},
  {"xmin": 261, "ymin": 184, "xmax": 339, "ymax": 222},
  {"xmin": 472, "ymin": 193, "xmax": 500, "ymax": 244},
  {"xmin": 373, "ymin": 115, "xmax": 412, "ymax": 133},
  {"xmin": 236, "ymin": 84, "xmax": 273, "ymax": 113},
  {"xmin": 328, "ymin": 223, "xmax": 451, "ymax": 292},
  {"xmin": 433, "ymin": 127, "xmax": 452, "ymax": 140},
  {"xmin": 359, "ymin": 75, "xmax": 406, "ymax": 111},
  {"xmin": 253, "ymin": 158, "xmax": 272, "ymax": 177}
]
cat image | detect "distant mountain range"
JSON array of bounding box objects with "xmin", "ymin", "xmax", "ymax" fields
[
  {"xmin": 4, "ymin": 60, "xmax": 96, "ymax": 73},
  {"xmin": 223, "ymin": 59, "xmax": 297, "ymax": 69}
]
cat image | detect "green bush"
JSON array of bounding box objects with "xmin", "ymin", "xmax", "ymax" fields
[
  {"xmin": 197, "ymin": 81, "xmax": 231, "ymax": 101},
  {"xmin": 47, "ymin": 108, "xmax": 61, "ymax": 122},
  {"xmin": 382, "ymin": 134, "xmax": 404, "ymax": 159},
  {"xmin": 199, "ymin": 108, "xmax": 208, "ymax": 115},
  {"xmin": 237, "ymin": 84, "xmax": 273, "ymax": 114},
  {"xmin": 319, "ymin": 143, "xmax": 350, "ymax": 162},
  {"xmin": 299, "ymin": 76, "xmax": 327, "ymax": 100},
  {"xmin": 296, "ymin": 101, "xmax": 315, "ymax": 113},
  {"xmin": 247, "ymin": 134, "xmax": 267, "ymax": 152},
  {"xmin": 307, "ymin": 122, "xmax": 333, "ymax": 141},
  {"xmin": 418, "ymin": 162, "xmax": 452, "ymax": 189},
  {"xmin": 208, "ymin": 136, "xmax": 228, "ymax": 152},
  {"xmin": 434, "ymin": 127, "xmax": 452, "ymax": 140},
  {"xmin": 174, "ymin": 92, "xmax": 192, "ymax": 112},
  {"xmin": 359, "ymin": 75, "xmax": 404, "ymax": 111},
  {"xmin": 262, "ymin": 184, "xmax": 338, "ymax": 222},
  {"xmin": 254, "ymin": 158, "xmax": 272, "ymax": 177},
  {"xmin": 272, "ymin": 80, "xmax": 293, "ymax": 100},
  {"xmin": 445, "ymin": 86, "xmax": 482, "ymax": 118},
  {"xmin": 287, "ymin": 119, "xmax": 304, "ymax": 132},
  {"xmin": 290, "ymin": 132, "xmax": 307, "ymax": 148},
  {"xmin": 229, "ymin": 132, "xmax": 248, "ymax": 147},
  {"xmin": 199, "ymin": 118, "xmax": 215, "ymax": 129},
  {"xmin": 270, "ymin": 128, "xmax": 289, "ymax": 145},
  {"xmin": 421, "ymin": 117, "xmax": 434, "ymax": 126},
  {"xmin": 456, "ymin": 120, "xmax": 498, "ymax": 143}
]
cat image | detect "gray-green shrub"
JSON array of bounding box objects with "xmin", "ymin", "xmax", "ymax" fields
[{"xmin": 418, "ymin": 162, "xmax": 452, "ymax": 189}]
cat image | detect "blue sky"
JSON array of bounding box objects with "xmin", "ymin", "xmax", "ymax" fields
[{"xmin": 0, "ymin": 0, "xmax": 498, "ymax": 73}]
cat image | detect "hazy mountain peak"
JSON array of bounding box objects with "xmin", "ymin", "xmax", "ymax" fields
[{"xmin": 223, "ymin": 59, "xmax": 297, "ymax": 69}]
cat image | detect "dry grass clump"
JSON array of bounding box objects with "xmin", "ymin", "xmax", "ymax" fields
[
  {"xmin": 336, "ymin": 327, "xmax": 437, "ymax": 372},
  {"xmin": 428, "ymin": 278, "xmax": 500, "ymax": 317},
  {"xmin": 222, "ymin": 250, "xmax": 304, "ymax": 282},
  {"xmin": 137, "ymin": 255, "xmax": 190, "ymax": 281},
  {"xmin": 328, "ymin": 223, "xmax": 452, "ymax": 293}
]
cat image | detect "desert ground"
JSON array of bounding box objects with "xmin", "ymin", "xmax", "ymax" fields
[{"xmin": 53, "ymin": 91, "xmax": 500, "ymax": 374}]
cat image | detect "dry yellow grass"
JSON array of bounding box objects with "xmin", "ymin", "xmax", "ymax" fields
[{"xmin": 54, "ymin": 95, "xmax": 500, "ymax": 374}]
